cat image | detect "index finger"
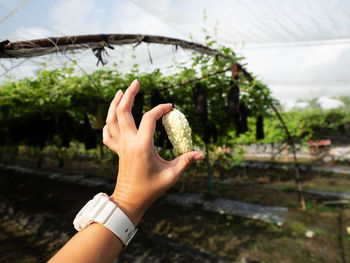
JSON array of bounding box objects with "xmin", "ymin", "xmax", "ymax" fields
[{"xmin": 138, "ymin": 103, "xmax": 173, "ymax": 144}]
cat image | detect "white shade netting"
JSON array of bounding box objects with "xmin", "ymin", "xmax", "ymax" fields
[{"xmin": 1, "ymin": 0, "xmax": 349, "ymax": 108}]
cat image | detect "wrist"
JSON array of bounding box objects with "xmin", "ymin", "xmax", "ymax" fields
[{"xmin": 109, "ymin": 195, "xmax": 145, "ymax": 226}]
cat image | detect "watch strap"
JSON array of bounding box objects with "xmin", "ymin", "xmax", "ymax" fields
[
  {"xmin": 94, "ymin": 200, "xmax": 138, "ymax": 246},
  {"xmin": 73, "ymin": 193, "xmax": 137, "ymax": 246}
]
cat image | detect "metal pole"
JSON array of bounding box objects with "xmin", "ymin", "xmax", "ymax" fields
[
  {"xmin": 205, "ymin": 143, "xmax": 211, "ymax": 196},
  {"xmin": 269, "ymin": 102, "xmax": 306, "ymax": 210}
]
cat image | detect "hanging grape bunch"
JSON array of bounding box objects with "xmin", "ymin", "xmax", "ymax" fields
[
  {"xmin": 227, "ymin": 80, "xmax": 240, "ymax": 114},
  {"xmin": 193, "ymin": 83, "xmax": 217, "ymax": 143},
  {"xmin": 226, "ymin": 80, "xmax": 248, "ymax": 136},
  {"xmin": 193, "ymin": 83, "xmax": 208, "ymax": 122},
  {"xmin": 234, "ymin": 102, "xmax": 248, "ymax": 136},
  {"xmin": 256, "ymin": 115, "xmax": 264, "ymax": 140},
  {"xmin": 229, "ymin": 63, "xmax": 248, "ymax": 136},
  {"xmin": 193, "ymin": 83, "xmax": 207, "ymax": 140}
]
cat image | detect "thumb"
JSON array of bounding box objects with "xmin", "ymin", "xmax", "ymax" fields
[{"xmin": 170, "ymin": 151, "xmax": 203, "ymax": 176}]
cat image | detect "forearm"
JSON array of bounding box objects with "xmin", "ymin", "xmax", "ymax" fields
[
  {"xmin": 49, "ymin": 195, "xmax": 142, "ymax": 263},
  {"xmin": 48, "ymin": 223, "xmax": 123, "ymax": 263},
  {"xmin": 49, "ymin": 80, "xmax": 202, "ymax": 262}
]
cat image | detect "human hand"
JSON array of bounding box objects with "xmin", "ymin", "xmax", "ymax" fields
[{"xmin": 103, "ymin": 80, "xmax": 203, "ymax": 225}]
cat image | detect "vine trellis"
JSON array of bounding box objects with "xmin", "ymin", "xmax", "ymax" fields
[{"xmin": 0, "ymin": 33, "xmax": 305, "ymax": 209}]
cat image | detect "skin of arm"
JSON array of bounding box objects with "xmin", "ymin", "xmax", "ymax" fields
[{"xmin": 48, "ymin": 80, "xmax": 203, "ymax": 263}]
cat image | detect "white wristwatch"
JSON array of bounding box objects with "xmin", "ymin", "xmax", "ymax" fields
[{"xmin": 73, "ymin": 193, "xmax": 138, "ymax": 246}]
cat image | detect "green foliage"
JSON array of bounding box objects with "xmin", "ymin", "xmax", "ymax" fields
[
  {"xmin": 0, "ymin": 38, "xmax": 279, "ymax": 156},
  {"xmin": 338, "ymin": 96, "xmax": 350, "ymax": 111},
  {"xmin": 1, "ymin": 37, "xmax": 348, "ymax": 165},
  {"xmin": 289, "ymin": 221, "xmax": 308, "ymax": 236},
  {"xmin": 223, "ymin": 108, "xmax": 349, "ymax": 146}
]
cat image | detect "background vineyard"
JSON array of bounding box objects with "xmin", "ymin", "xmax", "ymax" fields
[{"xmin": 0, "ymin": 60, "xmax": 349, "ymax": 165}]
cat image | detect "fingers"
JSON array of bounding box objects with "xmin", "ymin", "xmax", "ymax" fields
[
  {"xmin": 103, "ymin": 125, "xmax": 118, "ymax": 153},
  {"xmin": 106, "ymin": 90, "xmax": 123, "ymax": 138},
  {"xmin": 117, "ymin": 79, "xmax": 139, "ymax": 135},
  {"xmin": 163, "ymin": 151, "xmax": 203, "ymax": 186},
  {"xmin": 138, "ymin": 103, "xmax": 173, "ymax": 143},
  {"xmin": 172, "ymin": 151, "xmax": 203, "ymax": 175}
]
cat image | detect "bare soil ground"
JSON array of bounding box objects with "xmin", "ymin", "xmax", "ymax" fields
[{"xmin": 1, "ymin": 160, "xmax": 350, "ymax": 263}]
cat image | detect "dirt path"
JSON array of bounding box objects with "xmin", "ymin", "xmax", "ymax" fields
[
  {"xmin": 1, "ymin": 164, "xmax": 349, "ymax": 263},
  {"xmin": 0, "ymin": 167, "xmax": 233, "ymax": 263}
]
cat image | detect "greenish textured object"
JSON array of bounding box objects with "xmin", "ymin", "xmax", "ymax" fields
[{"xmin": 162, "ymin": 109, "xmax": 193, "ymax": 154}]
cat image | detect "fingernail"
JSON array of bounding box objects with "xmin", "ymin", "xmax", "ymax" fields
[
  {"xmin": 115, "ymin": 89, "xmax": 122, "ymax": 98},
  {"xmin": 194, "ymin": 153, "xmax": 203, "ymax": 161},
  {"xmin": 132, "ymin": 79, "xmax": 139, "ymax": 86}
]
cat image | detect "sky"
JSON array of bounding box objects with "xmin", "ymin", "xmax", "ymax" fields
[{"xmin": 0, "ymin": 0, "xmax": 350, "ymax": 109}]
